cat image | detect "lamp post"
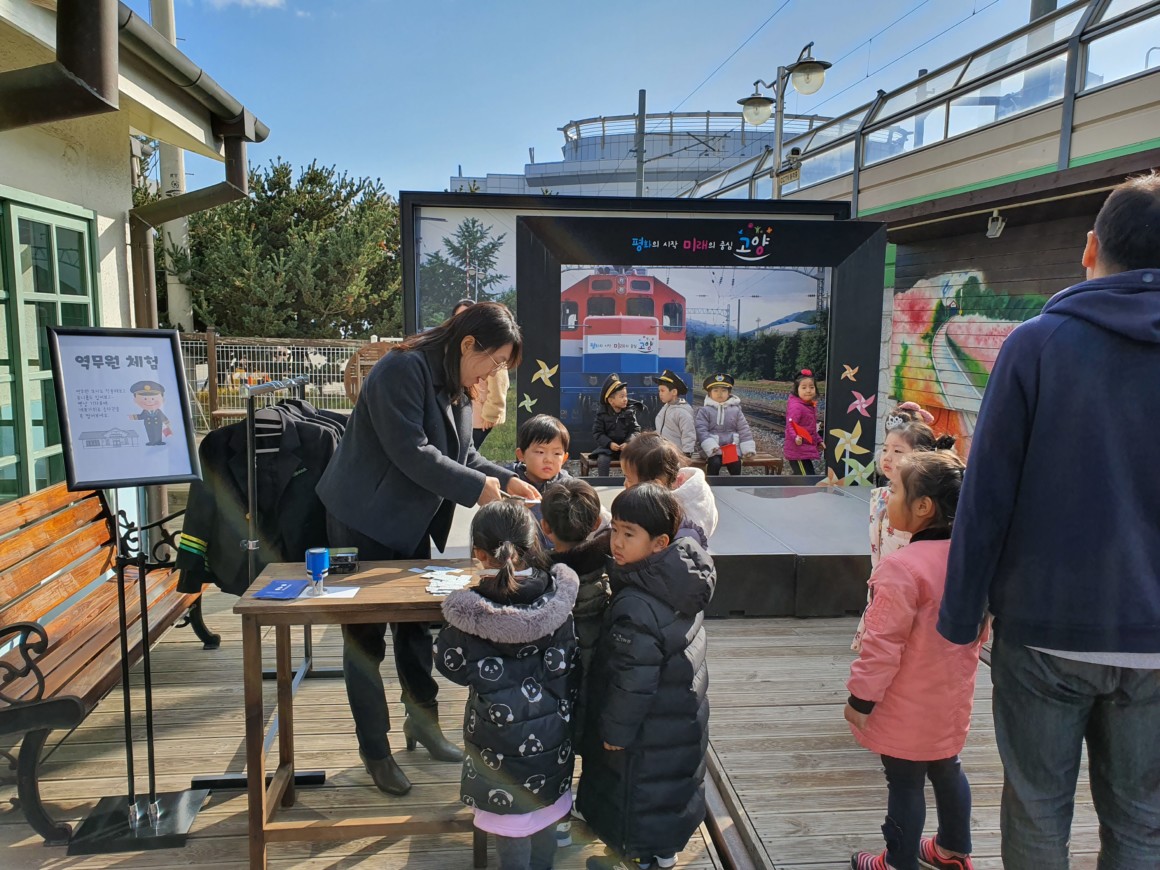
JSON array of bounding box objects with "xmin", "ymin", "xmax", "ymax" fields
[{"xmin": 738, "ymin": 42, "xmax": 831, "ymax": 199}]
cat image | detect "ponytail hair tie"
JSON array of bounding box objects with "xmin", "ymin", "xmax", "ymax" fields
[{"xmin": 800, "ymin": 369, "xmax": 812, "ymax": 377}]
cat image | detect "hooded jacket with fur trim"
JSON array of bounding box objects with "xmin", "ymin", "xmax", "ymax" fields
[
  {"xmin": 435, "ymin": 564, "xmax": 580, "ymax": 815},
  {"xmin": 695, "ymin": 394, "xmax": 756, "ymax": 458}
]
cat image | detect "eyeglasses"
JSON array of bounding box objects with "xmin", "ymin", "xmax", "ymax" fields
[{"xmin": 479, "ymin": 344, "xmax": 508, "ymax": 373}]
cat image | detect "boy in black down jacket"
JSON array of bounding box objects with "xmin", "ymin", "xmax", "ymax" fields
[
  {"xmin": 590, "ymin": 373, "xmax": 641, "ymax": 477},
  {"xmin": 579, "ymin": 484, "xmax": 716, "ymax": 870}
]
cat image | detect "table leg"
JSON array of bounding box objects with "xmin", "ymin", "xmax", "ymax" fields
[
  {"xmin": 242, "ymin": 616, "xmax": 267, "ymax": 869},
  {"xmin": 275, "ymin": 624, "xmax": 296, "ymax": 807}
]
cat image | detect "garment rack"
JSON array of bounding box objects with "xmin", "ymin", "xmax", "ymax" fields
[{"xmin": 189, "ymin": 375, "xmax": 328, "ymax": 792}]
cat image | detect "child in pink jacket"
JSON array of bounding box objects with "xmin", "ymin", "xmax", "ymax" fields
[{"xmin": 845, "ymin": 450, "xmax": 984, "ymax": 870}]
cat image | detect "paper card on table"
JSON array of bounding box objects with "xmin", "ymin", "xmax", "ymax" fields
[
  {"xmin": 254, "ymin": 580, "xmax": 310, "ymax": 600},
  {"xmin": 298, "ymin": 586, "xmax": 359, "ymax": 599}
]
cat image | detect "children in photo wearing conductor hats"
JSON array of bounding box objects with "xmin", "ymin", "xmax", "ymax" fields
[
  {"xmin": 695, "ymin": 373, "xmax": 755, "ymax": 476},
  {"xmin": 128, "ymin": 380, "xmax": 171, "ymax": 446},
  {"xmin": 654, "ymin": 369, "xmax": 696, "ymax": 457},
  {"xmin": 591, "ymin": 374, "xmax": 641, "ymax": 477}
]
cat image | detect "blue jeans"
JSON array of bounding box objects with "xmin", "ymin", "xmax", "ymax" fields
[
  {"xmin": 991, "ymin": 637, "xmax": 1160, "ymax": 870},
  {"xmin": 878, "ymin": 755, "xmax": 972, "ymax": 870}
]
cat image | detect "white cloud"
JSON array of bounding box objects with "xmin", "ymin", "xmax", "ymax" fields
[
  {"xmin": 207, "ymin": 0, "xmax": 286, "ymax": 9},
  {"xmin": 295, "ymin": 9, "xmax": 311, "ymax": 16}
]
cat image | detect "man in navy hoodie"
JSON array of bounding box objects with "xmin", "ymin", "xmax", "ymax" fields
[{"xmin": 938, "ymin": 173, "xmax": 1160, "ymax": 870}]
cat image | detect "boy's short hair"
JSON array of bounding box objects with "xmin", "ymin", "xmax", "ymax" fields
[
  {"xmin": 611, "ymin": 482, "xmax": 682, "ymax": 541},
  {"xmin": 541, "ymin": 479, "xmax": 601, "ymax": 544},
  {"xmin": 1094, "ymin": 172, "xmax": 1160, "ymax": 272},
  {"xmin": 517, "ymin": 414, "xmax": 570, "ymax": 452}
]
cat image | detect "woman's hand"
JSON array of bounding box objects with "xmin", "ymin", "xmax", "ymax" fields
[
  {"xmin": 477, "ymin": 476, "xmax": 504, "ymax": 506},
  {"xmin": 506, "ymin": 477, "xmax": 541, "ymax": 502},
  {"xmin": 843, "ymin": 702, "xmax": 869, "ymax": 731}
]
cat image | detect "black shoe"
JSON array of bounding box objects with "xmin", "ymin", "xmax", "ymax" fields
[
  {"xmin": 403, "ymin": 711, "xmax": 464, "ymax": 763},
  {"xmin": 359, "ymin": 749, "xmax": 412, "ymax": 796}
]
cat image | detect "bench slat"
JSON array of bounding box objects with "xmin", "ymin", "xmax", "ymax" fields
[
  {"xmin": 0, "ymin": 523, "xmax": 113, "ymax": 611},
  {"xmin": 0, "ymin": 484, "xmax": 92, "ymax": 539},
  {"xmin": 0, "ymin": 544, "xmax": 115, "ymax": 627},
  {"xmin": 0, "ymin": 498, "xmax": 106, "ymax": 576}
]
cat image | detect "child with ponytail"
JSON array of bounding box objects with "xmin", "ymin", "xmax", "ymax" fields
[
  {"xmin": 435, "ymin": 501, "xmax": 580, "ymax": 870},
  {"xmin": 845, "ymin": 450, "xmax": 984, "ymax": 870},
  {"xmin": 784, "ymin": 369, "xmax": 822, "ymax": 474}
]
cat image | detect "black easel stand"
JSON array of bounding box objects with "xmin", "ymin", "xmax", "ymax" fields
[
  {"xmin": 68, "ymin": 495, "xmax": 210, "ymax": 855},
  {"xmin": 189, "ymin": 375, "xmax": 327, "ymax": 793}
]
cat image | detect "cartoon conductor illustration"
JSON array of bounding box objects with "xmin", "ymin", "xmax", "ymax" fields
[{"xmin": 128, "ymin": 380, "xmax": 171, "ymax": 446}]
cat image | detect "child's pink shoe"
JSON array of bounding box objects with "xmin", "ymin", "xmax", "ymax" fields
[
  {"xmin": 850, "ymin": 851, "xmax": 890, "ymax": 870},
  {"xmin": 918, "ymin": 837, "xmax": 974, "ymax": 870}
]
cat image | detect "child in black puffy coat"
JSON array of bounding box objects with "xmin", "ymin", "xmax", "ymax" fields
[
  {"xmin": 590, "ymin": 373, "xmax": 641, "ymax": 477},
  {"xmin": 435, "ymin": 500, "xmax": 580, "ymax": 870},
  {"xmin": 579, "ymin": 484, "xmax": 716, "ymax": 870}
]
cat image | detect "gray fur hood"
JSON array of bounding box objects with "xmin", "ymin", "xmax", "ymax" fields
[{"xmin": 440, "ymin": 563, "xmax": 579, "ymax": 645}]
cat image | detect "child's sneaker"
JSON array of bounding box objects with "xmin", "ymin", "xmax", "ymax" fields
[
  {"xmin": 585, "ymin": 855, "xmax": 651, "ymax": 870},
  {"xmin": 654, "ymin": 855, "xmax": 677, "ymax": 868},
  {"xmin": 850, "ymin": 851, "xmax": 891, "ymax": 870},
  {"xmin": 918, "ymin": 837, "xmax": 974, "ymax": 870},
  {"xmin": 556, "ymin": 821, "xmax": 572, "ymax": 848}
]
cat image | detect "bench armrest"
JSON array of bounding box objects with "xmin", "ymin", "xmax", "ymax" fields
[{"xmin": 0, "ymin": 622, "xmax": 49, "ymax": 704}]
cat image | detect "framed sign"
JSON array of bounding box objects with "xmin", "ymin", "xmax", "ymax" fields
[{"xmin": 47, "ymin": 327, "xmax": 201, "ymax": 490}]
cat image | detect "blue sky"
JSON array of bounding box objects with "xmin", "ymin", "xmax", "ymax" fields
[{"xmin": 126, "ymin": 0, "xmax": 1052, "ymax": 196}]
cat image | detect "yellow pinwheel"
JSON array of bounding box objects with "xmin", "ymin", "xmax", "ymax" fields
[
  {"xmin": 531, "ymin": 360, "xmax": 559, "ymax": 388},
  {"xmin": 830, "ymin": 420, "xmax": 871, "ymax": 463},
  {"xmin": 841, "ymin": 364, "xmax": 859, "ymax": 382}
]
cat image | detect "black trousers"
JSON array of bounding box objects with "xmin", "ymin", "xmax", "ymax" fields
[
  {"xmin": 787, "ymin": 458, "xmax": 817, "ymax": 475},
  {"xmin": 327, "ymin": 514, "xmax": 438, "ymax": 760},
  {"xmin": 706, "ymin": 454, "xmax": 741, "ymax": 476},
  {"xmin": 472, "ymin": 427, "xmax": 489, "ymax": 450}
]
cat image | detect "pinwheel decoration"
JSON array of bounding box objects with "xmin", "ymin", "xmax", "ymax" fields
[
  {"xmin": 841, "ymin": 364, "xmax": 859, "ymax": 382},
  {"xmin": 830, "ymin": 420, "xmax": 871, "ymax": 463},
  {"xmin": 531, "ymin": 360, "xmax": 558, "ymax": 388},
  {"xmin": 518, "ymin": 393, "xmax": 538, "ymax": 413},
  {"xmin": 847, "ymin": 391, "xmax": 876, "ymax": 417}
]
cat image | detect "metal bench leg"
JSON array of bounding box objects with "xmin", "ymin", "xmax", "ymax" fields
[
  {"xmin": 183, "ymin": 597, "xmax": 221, "ymax": 650},
  {"xmin": 16, "ymin": 728, "xmax": 72, "ymax": 846}
]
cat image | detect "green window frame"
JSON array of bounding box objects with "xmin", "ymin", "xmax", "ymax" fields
[{"xmin": 0, "ymin": 198, "xmax": 99, "ymax": 503}]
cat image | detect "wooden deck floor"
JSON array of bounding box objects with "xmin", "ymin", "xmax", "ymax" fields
[
  {"xmin": 2, "ymin": 597, "xmax": 1105, "ymax": 869},
  {"xmin": 706, "ymin": 617, "xmax": 1102, "ymax": 869}
]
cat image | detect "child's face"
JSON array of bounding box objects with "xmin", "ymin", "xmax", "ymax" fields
[
  {"xmin": 886, "ymin": 466, "xmax": 933, "ymax": 534},
  {"xmin": 797, "ymin": 379, "xmax": 817, "ymax": 402},
  {"xmin": 708, "ymin": 386, "xmax": 731, "ymax": 403},
  {"xmin": 622, "ymin": 460, "xmax": 640, "ymax": 488},
  {"xmin": 610, "ymin": 518, "xmax": 669, "ymax": 565},
  {"xmin": 657, "ymin": 385, "xmax": 677, "ymax": 404},
  {"xmin": 516, "ymin": 436, "xmax": 568, "ymax": 485},
  {"xmin": 608, "ymin": 389, "xmax": 629, "ymax": 411},
  {"xmin": 878, "ymin": 432, "xmax": 912, "ymax": 483}
]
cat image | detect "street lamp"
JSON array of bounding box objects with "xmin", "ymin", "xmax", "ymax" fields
[{"xmin": 738, "ymin": 41, "xmax": 831, "ymax": 199}]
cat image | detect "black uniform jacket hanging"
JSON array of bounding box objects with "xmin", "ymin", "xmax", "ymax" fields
[{"xmin": 176, "ymin": 402, "xmax": 340, "ymax": 596}]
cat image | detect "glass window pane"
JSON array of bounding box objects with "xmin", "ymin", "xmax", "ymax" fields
[
  {"xmin": 561, "ymin": 301, "xmax": 578, "ymax": 330},
  {"xmin": 0, "ymin": 306, "xmax": 9, "ymax": 378},
  {"xmin": 715, "ymin": 183, "xmax": 751, "ymax": 199},
  {"xmin": 18, "ymin": 219, "xmax": 55, "ymax": 294},
  {"xmin": 0, "ymin": 382, "xmax": 16, "ymax": 460},
  {"xmin": 626, "ymin": 298, "xmax": 654, "ymax": 317},
  {"xmin": 60, "ymin": 301, "xmax": 89, "ymax": 327},
  {"xmin": 1083, "ymin": 15, "xmax": 1160, "ymax": 90},
  {"xmin": 963, "ymin": 8, "xmax": 1083, "ymax": 82},
  {"xmin": 56, "ymin": 227, "xmax": 87, "ymax": 296},
  {"xmin": 0, "ymin": 461, "xmax": 18, "ymax": 504},
  {"xmin": 788, "ymin": 140, "xmax": 856, "ymax": 191},
  {"xmin": 876, "ymin": 65, "xmax": 966, "ymax": 121},
  {"xmin": 662, "ymin": 302, "xmax": 684, "ymax": 331},
  {"xmin": 1099, "ymin": 0, "xmax": 1154, "ymax": 23},
  {"xmin": 753, "ymin": 173, "xmax": 774, "ymax": 199},
  {"xmin": 588, "ymin": 297, "xmax": 615, "ymax": 316},
  {"xmin": 947, "ymin": 54, "xmax": 1067, "ymax": 139},
  {"xmin": 22, "ymin": 301, "xmax": 55, "ymax": 371},
  {"xmin": 33, "ymin": 452, "xmax": 64, "ymax": 491},
  {"xmin": 30, "ymin": 379, "xmax": 61, "ymax": 451},
  {"xmin": 865, "ymin": 104, "xmax": 948, "ymax": 165}
]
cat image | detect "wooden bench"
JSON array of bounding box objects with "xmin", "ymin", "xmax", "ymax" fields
[
  {"xmin": 579, "ymin": 451, "xmax": 785, "ymax": 476},
  {"xmin": 0, "ymin": 484, "xmax": 218, "ymax": 845}
]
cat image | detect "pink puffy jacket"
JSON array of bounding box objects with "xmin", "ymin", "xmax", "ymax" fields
[{"xmin": 846, "ymin": 537, "xmax": 986, "ymax": 761}]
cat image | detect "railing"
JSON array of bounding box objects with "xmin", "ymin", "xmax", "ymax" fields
[
  {"xmin": 560, "ymin": 110, "xmax": 828, "ymax": 144},
  {"xmin": 178, "ymin": 330, "xmax": 372, "ymax": 432}
]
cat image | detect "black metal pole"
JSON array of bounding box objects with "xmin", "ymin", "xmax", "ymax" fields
[
  {"xmin": 135, "ymin": 547, "xmax": 159, "ymax": 820},
  {"xmin": 246, "ymin": 392, "xmax": 258, "ymax": 587},
  {"xmin": 114, "ymin": 549, "xmax": 138, "ymax": 824}
]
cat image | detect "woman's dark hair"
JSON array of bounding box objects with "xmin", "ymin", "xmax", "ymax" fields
[
  {"xmin": 1093, "ymin": 172, "xmax": 1160, "ymax": 273},
  {"xmin": 470, "ymin": 500, "xmax": 550, "ymax": 603},
  {"xmin": 541, "ymin": 479, "xmax": 602, "ymax": 544},
  {"xmin": 620, "ymin": 431, "xmax": 685, "ymax": 487},
  {"xmin": 611, "ymin": 482, "xmax": 682, "ymax": 541},
  {"xmin": 792, "ymin": 369, "xmax": 817, "ymax": 399},
  {"xmin": 897, "ymin": 450, "xmax": 965, "ymax": 531},
  {"xmin": 393, "ymin": 302, "xmax": 521, "ymax": 404},
  {"xmin": 518, "ymin": 414, "xmax": 571, "ymax": 452},
  {"xmin": 452, "ymin": 299, "xmax": 475, "ymax": 316}
]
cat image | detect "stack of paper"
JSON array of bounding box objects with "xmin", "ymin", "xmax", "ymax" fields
[{"xmin": 410, "ymin": 565, "xmax": 474, "ymax": 595}]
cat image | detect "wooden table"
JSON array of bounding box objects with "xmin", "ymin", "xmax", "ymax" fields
[{"xmin": 234, "ymin": 559, "xmax": 485, "ymax": 869}]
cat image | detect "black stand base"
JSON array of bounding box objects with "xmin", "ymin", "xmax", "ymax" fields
[
  {"xmin": 67, "ymin": 789, "xmax": 209, "ymax": 855},
  {"xmin": 190, "ymin": 770, "xmax": 326, "ymax": 791}
]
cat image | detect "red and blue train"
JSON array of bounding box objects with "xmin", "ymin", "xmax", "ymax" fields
[{"xmin": 559, "ymin": 267, "xmax": 689, "ymax": 441}]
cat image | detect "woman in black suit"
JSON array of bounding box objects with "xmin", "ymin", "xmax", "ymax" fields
[{"xmin": 316, "ymin": 303, "xmax": 538, "ymax": 796}]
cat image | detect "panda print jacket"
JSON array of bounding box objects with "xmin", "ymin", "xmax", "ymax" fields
[{"xmin": 435, "ymin": 563, "xmax": 580, "ymax": 816}]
